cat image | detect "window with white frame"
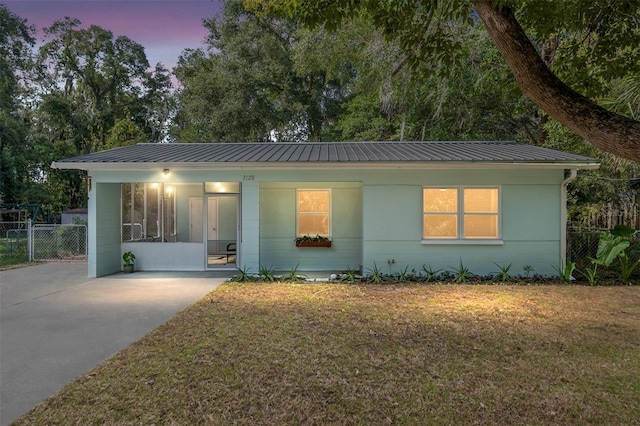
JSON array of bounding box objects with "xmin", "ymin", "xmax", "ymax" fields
[
  {"xmin": 297, "ymin": 189, "xmax": 331, "ymax": 237},
  {"xmin": 423, "ymin": 187, "xmax": 499, "ymax": 240},
  {"xmin": 122, "ymin": 183, "xmax": 175, "ymax": 242}
]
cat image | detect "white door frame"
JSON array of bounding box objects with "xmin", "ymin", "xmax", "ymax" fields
[{"xmin": 205, "ymin": 193, "xmax": 239, "ymax": 269}]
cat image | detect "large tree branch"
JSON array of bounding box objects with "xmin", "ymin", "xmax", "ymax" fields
[{"xmin": 474, "ymin": 0, "xmax": 640, "ymax": 163}]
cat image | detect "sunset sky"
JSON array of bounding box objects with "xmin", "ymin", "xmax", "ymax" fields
[{"xmin": 4, "ymin": 0, "xmax": 224, "ymax": 73}]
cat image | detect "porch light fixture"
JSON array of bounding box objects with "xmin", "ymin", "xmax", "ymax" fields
[{"xmin": 162, "ymin": 168, "xmax": 170, "ymax": 177}]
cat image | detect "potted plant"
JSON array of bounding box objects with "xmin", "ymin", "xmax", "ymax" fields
[
  {"xmin": 122, "ymin": 251, "xmax": 136, "ymax": 273},
  {"xmin": 295, "ymin": 234, "xmax": 332, "ymax": 248}
]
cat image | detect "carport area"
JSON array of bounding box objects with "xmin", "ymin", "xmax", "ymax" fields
[{"xmin": 0, "ymin": 263, "xmax": 229, "ymax": 425}]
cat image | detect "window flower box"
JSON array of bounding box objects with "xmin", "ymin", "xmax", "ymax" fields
[{"xmin": 295, "ymin": 236, "xmax": 332, "ymax": 248}]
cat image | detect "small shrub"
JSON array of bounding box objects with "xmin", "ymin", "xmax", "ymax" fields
[
  {"xmin": 409, "ymin": 268, "xmax": 422, "ymax": 282},
  {"xmin": 553, "ymin": 261, "xmax": 576, "ymax": 282},
  {"xmin": 450, "ymin": 260, "xmax": 473, "ymax": 283},
  {"xmin": 394, "ymin": 266, "xmax": 412, "ymax": 283},
  {"xmin": 422, "ymin": 264, "xmax": 442, "ymax": 282},
  {"xmin": 522, "ymin": 265, "xmax": 535, "ymax": 279},
  {"xmin": 230, "ymin": 265, "xmax": 256, "ymax": 282},
  {"xmin": 339, "ymin": 266, "xmax": 362, "ymax": 283},
  {"xmin": 259, "ymin": 265, "xmax": 276, "ymax": 282},
  {"xmin": 581, "ymin": 265, "xmax": 598, "ymax": 286},
  {"xmin": 122, "ymin": 251, "xmax": 135, "ymax": 265},
  {"xmin": 619, "ymin": 255, "xmax": 640, "ymax": 283},
  {"xmin": 282, "ymin": 264, "xmax": 307, "ymax": 282},
  {"xmin": 493, "ymin": 263, "xmax": 514, "ymax": 283},
  {"xmin": 366, "ymin": 262, "xmax": 387, "ymax": 283}
]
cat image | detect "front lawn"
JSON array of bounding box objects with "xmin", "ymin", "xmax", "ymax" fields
[
  {"xmin": 15, "ymin": 283, "xmax": 640, "ymax": 425},
  {"xmin": 0, "ymin": 237, "xmax": 28, "ymax": 268}
]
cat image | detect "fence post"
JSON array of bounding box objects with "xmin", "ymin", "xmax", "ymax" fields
[{"xmin": 28, "ymin": 219, "xmax": 32, "ymax": 262}]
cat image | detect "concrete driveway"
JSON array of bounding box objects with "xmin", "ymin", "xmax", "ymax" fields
[{"xmin": 0, "ymin": 263, "xmax": 229, "ymax": 425}]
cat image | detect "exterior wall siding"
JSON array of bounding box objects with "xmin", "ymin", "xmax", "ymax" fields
[
  {"xmin": 89, "ymin": 183, "xmax": 121, "ymax": 277},
  {"xmin": 122, "ymin": 242, "xmax": 205, "ymax": 271},
  {"xmin": 259, "ymin": 182, "xmax": 363, "ymax": 271},
  {"xmin": 360, "ymin": 172, "xmax": 563, "ymax": 276}
]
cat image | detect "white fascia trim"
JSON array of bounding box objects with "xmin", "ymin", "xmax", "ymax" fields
[
  {"xmin": 421, "ymin": 239, "xmax": 505, "ymax": 246},
  {"xmin": 51, "ymin": 161, "xmax": 600, "ymax": 171}
]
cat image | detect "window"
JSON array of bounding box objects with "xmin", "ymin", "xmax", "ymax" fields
[
  {"xmin": 297, "ymin": 189, "xmax": 331, "ymax": 237},
  {"xmin": 204, "ymin": 182, "xmax": 240, "ymax": 193},
  {"xmin": 423, "ymin": 187, "xmax": 499, "ymax": 240},
  {"xmin": 122, "ymin": 183, "xmax": 175, "ymax": 242}
]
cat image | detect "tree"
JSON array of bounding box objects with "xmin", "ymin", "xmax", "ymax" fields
[
  {"xmin": 0, "ymin": 5, "xmax": 35, "ymax": 203},
  {"xmin": 474, "ymin": 1, "xmax": 640, "ymax": 163},
  {"xmin": 172, "ymin": 0, "xmax": 352, "ymax": 142},
  {"xmin": 315, "ymin": 16, "xmax": 537, "ymax": 143},
  {"xmin": 37, "ymin": 18, "xmax": 152, "ymax": 153},
  {"xmin": 2, "ymin": 7, "xmax": 174, "ymax": 213},
  {"xmin": 248, "ymin": 0, "xmax": 640, "ymax": 162},
  {"xmin": 139, "ymin": 63, "xmax": 175, "ymax": 143},
  {"xmin": 29, "ymin": 18, "xmax": 173, "ymax": 211}
]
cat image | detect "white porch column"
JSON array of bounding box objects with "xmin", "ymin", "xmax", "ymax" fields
[{"xmin": 88, "ymin": 182, "xmax": 122, "ymax": 277}]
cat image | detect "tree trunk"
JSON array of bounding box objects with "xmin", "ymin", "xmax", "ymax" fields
[{"xmin": 474, "ymin": 1, "xmax": 640, "ymax": 163}]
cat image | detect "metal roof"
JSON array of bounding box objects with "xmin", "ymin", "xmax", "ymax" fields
[{"xmin": 52, "ymin": 141, "xmax": 598, "ymax": 170}]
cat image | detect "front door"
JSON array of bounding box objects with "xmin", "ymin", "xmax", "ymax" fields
[
  {"xmin": 189, "ymin": 197, "xmax": 218, "ymax": 243},
  {"xmin": 193, "ymin": 190, "xmax": 239, "ymax": 268},
  {"xmin": 207, "ymin": 194, "xmax": 238, "ymax": 268}
]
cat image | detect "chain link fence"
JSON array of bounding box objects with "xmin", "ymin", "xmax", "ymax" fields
[
  {"xmin": 567, "ymin": 229, "xmax": 640, "ymax": 280},
  {"xmin": 31, "ymin": 224, "xmax": 87, "ymax": 261}
]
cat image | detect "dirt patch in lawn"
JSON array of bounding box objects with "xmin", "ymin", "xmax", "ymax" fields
[{"xmin": 15, "ymin": 284, "xmax": 640, "ymax": 425}]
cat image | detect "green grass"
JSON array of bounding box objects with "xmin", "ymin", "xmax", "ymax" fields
[
  {"xmin": 0, "ymin": 238, "xmax": 28, "ymax": 267},
  {"xmin": 15, "ymin": 284, "xmax": 640, "ymax": 425}
]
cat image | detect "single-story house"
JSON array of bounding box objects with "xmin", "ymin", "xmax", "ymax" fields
[{"xmin": 51, "ymin": 141, "xmax": 598, "ymax": 278}]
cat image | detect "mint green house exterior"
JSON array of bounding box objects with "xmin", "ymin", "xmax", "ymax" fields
[{"xmin": 52, "ymin": 142, "xmax": 598, "ymax": 278}]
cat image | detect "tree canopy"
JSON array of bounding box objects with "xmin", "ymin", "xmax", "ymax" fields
[
  {"xmin": 0, "ymin": 6, "xmax": 35, "ymax": 203},
  {"xmin": 172, "ymin": 0, "xmax": 351, "ymax": 142},
  {"xmin": 0, "ymin": 5, "xmax": 173, "ymax": 213},
  {"xmin": 1, "ymin": 1, "xmax": 637, "ymax": 224},
  {"xmin": 247, "ymin": 0, "xmax": 640, "ymax": 162}
]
